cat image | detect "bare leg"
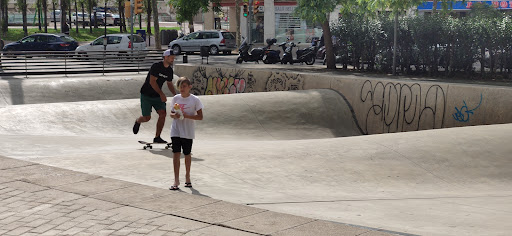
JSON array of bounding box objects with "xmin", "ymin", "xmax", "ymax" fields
[
  {"xmin": 173, "ymin": 152, "xmax": 181, "ymax": 187},
  {"xmin": 136, "ymin": 116, "xmax": 151, "ymax": 123},
  {"xmin": 155, "ymin": 110, "xmax": 166, "ymax": 138},
  {"xmin": 185, "ymin": 154, "xmax": 192, "ymax": 183}
]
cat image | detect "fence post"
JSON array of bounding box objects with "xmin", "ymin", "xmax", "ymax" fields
[
  {"xmin": 64, "ymin": 51, "xmax": 68, "ymax": 76},
  {"xmin": 25, "ymin": 54, "xmax": 28, "ymax": 78},
  {"xmin": 103, "ymin": 51, "xmax": 105, "ymax": 76}
]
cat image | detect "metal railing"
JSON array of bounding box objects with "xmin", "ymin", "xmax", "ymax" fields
[{"xmin": 0, "ymin": 49, "xmax": 165, "ymax": 77}]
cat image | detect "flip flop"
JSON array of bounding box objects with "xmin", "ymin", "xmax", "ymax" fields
[
  {"xmin": 169, "ymin": 185, "xmax": 179, "ymax": 191},
  {"xmin": 185, "ymin": 183, "xmax": 192, "ymax": 188}
]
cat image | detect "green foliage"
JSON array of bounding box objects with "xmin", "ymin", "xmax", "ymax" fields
[
  {"xmin": 331, "ymin": 8, "xmax": 512, "ymax": 77},
  {"xmin": 294, "ymin": 0, "xmax": 339, "ymax": 23},
  {"xmin": 1, "ymin": 27, "xmax": 179, "ymax": 42},
  {"xmin": 168, "ymin": 0, "xmax": 221, "ymax": 23}
]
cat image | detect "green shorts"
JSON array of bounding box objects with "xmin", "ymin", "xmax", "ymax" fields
[{"xmin": 140, "ymin": 93, "xmax": 166, "ymax": 117}]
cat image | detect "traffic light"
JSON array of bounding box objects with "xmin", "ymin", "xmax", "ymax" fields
[
  {"xmin": 243, "ymin": 3, "xmax": 248, "ymax": 17},
  {"xmin": 124, "ymin": 1, "xmax": 131, "ymax": 18},
  {"xmin": 253, "ymin": 1, "xmax": 260, "ymax": 14},
  {"xmin": 134, "ymin": 0, "xmax": 143, "ymax": 15}
]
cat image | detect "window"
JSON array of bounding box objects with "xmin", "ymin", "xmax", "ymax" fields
[
  {"xmin": 221, "ymin": 32, "xmax": 235, "ymax": 39},
  {"xmin": 21, "ymin": 36, "xmax": 36, "ymax": 43},
  {"xmin": 93, "ymin": 37, "xmax": 104, "ymax": 45},
  {"xmin": 35, "ymin": 35, "xmax": 48, "ymax": 43},
  {"xmin": 128, "ymin": 35, "xmax": 145, "ymax": 43},
  {"xmin": 209, "ymin": 32, "xmax": 220, "ymax": 38},
  {"xmin": 48, "ymin": 36, "xmax": 58, "ymax": 43},
  {"xmin": 107, "ymin": 36, "xmax": 122, "ymax": 44},
  {"xmin": 60, "ymin": 36, "xmax": 75, "ymax": 42}
]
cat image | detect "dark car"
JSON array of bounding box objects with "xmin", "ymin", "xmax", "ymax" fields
[{"xmin": 2, "ymin": 33, "xmax": 79, "ymax": 55}]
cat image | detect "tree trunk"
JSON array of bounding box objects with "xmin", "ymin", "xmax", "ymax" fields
[
  {"xmin": 188, "ymin": 16, "xmax": 194, "ymax": 33},
  {"xmin": 322, "ymin": 20, "xmax": 336, "ymax": 69},
  {"xmin": 147, "ymin": 0, "xmax": 151, "ymax": 36},
  {"xmin": 88, "ymin": 0, "xmax": 92, "ymax": 33},
  {"xmin": 2, "ymin": 0, "xmax": 8, "ymax": 33},
  {"xmin": 53, "ymin": 2, "xmax": 57, "ymax": 30},
  {"xmin": 22, "ymin": 0, "xmax": 27, "ymax": 36},
  {"xmin": 38, "ymin": 0, "xmax": 42, "ymax": 31},
  {"xmin": 75, "ymin": 0, "xmax": 78, "ymax": 34},
  {"xmin": 152, "ymin": 0, "xmax": 161, "ymax": 49},
  {"xmin": 43, "ymin": 0, "xmax": 47, "ymax": 32},
  {"xmin": 392, "ymin": 13, "xmax": 398, "ymax": 75},
  {"xmin": 81, "ymin": 2, "xmax": 85, "ymax": 29},
  {"xmin": 60, "ymin": 0, "xmax": 67, "ymax": 33},
  {"xmin": 432, "ymin": 0, "xmax": 438, "ymax": 13},
  {"xmin": 235, "ymin": 0, "xmax": 241, "ymax": 49},
  {"xmin": 118, "ymin": 0, "xmax": 123, "ymax": 32}
]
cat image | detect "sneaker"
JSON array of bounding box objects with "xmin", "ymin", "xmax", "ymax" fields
[
  {"xmin": 133, "ymin": 121, "xmax": 140, "ymax": 134},
  {"xmin": 153, "ymin": 136, "xmax": 167, "ymax": 143}
]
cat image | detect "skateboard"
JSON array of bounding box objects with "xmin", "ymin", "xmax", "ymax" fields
[{"xmin": 138, "ymin": 141, "xmax": 172, "ymax": 150}]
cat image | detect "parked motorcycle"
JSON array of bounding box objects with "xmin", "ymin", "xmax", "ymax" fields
[
  {"xmin": 281, "ymin": 40, "xmax": 317, "ymax": 65},
  {"xmin": 262, "ymin": 38, "xmax": 281, "ymax": 64},
  {"xmin": 236, "ymin": 38, "xmax": 265, "ymax": 64}
]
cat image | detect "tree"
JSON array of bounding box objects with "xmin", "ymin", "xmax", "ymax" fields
[
  {"xmin": 359, "ymin": 0, "xmax": 425, "ymax": 75},
  {"xmin": 0, "ymin": 0, "xmax": 8, "ymax": 35},
  {"xmin": 168, "ymin": 0, "xmax": 221, "ymax": 33},
  {"xmin": 16, "ymin": 0, "xmax": 28, "ymax": 36},
  {"xmin": 152, "ymin": 0, "xmax": 161, "ymax": 49},
  {"xmin": 295, "ymin": 0, "xmax": 341, "ymax": 69}
]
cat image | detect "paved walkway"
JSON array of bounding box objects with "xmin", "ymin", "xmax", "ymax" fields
[{"xmin": 0, "ymin": 155, "xmax": 398, "ymax": 236}]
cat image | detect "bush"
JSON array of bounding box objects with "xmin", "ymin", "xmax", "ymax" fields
[{"xmin": 331, "ymin": 5, "xmax": 512, "ymax": 79}]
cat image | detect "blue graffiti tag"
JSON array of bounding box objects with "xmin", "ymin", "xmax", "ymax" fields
[{"xmin": 453, "ymin": 94, "xmax": 483, "ymax": 122}]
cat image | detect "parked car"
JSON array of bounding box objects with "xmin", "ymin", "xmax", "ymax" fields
[
  {"xmin": 87, "ymin": 12, "xmax": 114, "ymax": 26},
  {"xmin": 75, "ymin": 34, "xmax": 146, "ymax": 59},
  {"xmin": 72, "ymin": 12, "xmax": 89, "ymax": 25},
  {"xmin": 2, "ymin": 33, "xmax": 78, "ymax": 56},
  {"xmin": 50, "ymin": 10, "xmax": 61, "ymax": 22},
  {"xmin": 112, "ymin": 14, "xmax": 121, "ymax": 26},
  {"xmin": 168, "ymin": 30, "xmax": 236, "ymax": 55}
]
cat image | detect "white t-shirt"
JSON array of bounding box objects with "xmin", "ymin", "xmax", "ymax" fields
[{"xmin": 170, "ymin": 94, "xmax": 204, "ymax": 139}]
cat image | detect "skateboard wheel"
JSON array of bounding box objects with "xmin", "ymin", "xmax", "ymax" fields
[
  {"xmin": 143, "ymin": 146, "xmax": 147, "ymax": 150},
  {"xmin": 165, "ymin": 146, "xmax": 169, "ymax": 149},
  {"xmin": 149, "ymin": 146, "xmax": 153, "ymax": 149}
]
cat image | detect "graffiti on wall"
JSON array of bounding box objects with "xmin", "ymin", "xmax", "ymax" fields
[
  {"xmin": 190, "ymin": 67, "xmax": 257, "ymax": 95},
  {"xmin": 359, "ymin": 80, "xmax": 446, "ymax": 134},
  {"xmin": 265, "ymin": 72, "xmax": 305, "ymax": 91},
  {"xmin": 190, "ymin": 67, "xmax": 305, "ymax": 95},
  {"xmin": 453, "ymin": 94, "xmax": 483, "ymax": 122}
]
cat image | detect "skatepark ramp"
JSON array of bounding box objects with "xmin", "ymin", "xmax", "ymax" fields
[{"xmin": 0, "ymin": 89, "xmax": 362, "ymax": 140}]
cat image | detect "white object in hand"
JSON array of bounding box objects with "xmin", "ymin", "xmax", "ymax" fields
[{"xmin": 174, "ymin": 103, "xmax": 184, "ymax": 120}]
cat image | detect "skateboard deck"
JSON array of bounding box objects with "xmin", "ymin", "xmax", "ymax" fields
[{"xmin": 138, "ymin": 141, "xmax": 172, "ymax": 150}]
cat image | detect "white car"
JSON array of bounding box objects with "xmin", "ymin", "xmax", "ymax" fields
[
  {"xmin": 72, "ymin": 12, "xmax": 89, "ymax": 25},
  {"xmin": 75, "ymin": 34, "xmax": 146, "ymax": 59}
]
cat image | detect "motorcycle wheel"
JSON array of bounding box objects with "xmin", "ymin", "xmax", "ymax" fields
[
  {"xmin": 236, "ymin": 57, "xmax": 243, "ymax": 64},
  {"xmin": 305, "ymin": 56, "xmax": 315, "ymax": 65},
  {"xmin": 263, "ymin": 55, "xmax": 270, "ymax": 64}
]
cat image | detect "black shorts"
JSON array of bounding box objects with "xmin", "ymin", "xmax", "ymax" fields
[{"xmin": 171, "ymin": 137, "xmax": 193, "ymax": 155}]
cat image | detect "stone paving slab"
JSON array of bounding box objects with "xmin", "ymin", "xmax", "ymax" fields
[{"xmin": 0, "ymin": 155, "xmax": 399, "ymax": 235}]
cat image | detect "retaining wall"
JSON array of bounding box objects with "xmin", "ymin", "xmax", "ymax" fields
[{"xmin": 175, "ymin": 65, "xmax": 512, "ymax": 135}]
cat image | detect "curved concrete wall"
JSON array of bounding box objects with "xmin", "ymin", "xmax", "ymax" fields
[{"xmin": 175, "ymin": 65, "xmax": 512, "ymax": 135}]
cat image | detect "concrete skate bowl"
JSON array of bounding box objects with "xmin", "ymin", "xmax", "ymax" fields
[
  {"xmin": 0, "ymin": 89, "xmax": 361, "ymax": 139},
  {"xmin": 0, "ymin": 87, "xmax": 511, "ymax": 236}
]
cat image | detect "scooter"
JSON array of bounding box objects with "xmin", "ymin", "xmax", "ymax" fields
[
  {"xmin": 281, "ymin": 40, "xmax": 317, "ymax": 65},
  {"xmin": 262, "ymin": 38, "xmax": 281, "ymax": 64},
  {"xmin": 236, "ymin": 38, "xmax": 264, "ymax": 64}
]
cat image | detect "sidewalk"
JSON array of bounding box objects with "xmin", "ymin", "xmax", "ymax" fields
[{"xmin": 0, "ymin": 155, "xmax": 399, "ymax": 236}]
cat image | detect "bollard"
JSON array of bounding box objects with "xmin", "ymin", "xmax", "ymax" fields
[{"xmin": 183, "ymin": 54, "xmax": 188, "ymax": 63}]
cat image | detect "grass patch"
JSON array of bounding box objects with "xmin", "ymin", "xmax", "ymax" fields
[{"xmin": 2, "ymin": 26, "xmax": 180, "ymax": 42}]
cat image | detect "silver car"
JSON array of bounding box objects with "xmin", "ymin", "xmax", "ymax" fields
[{"xmin": 168, "ymin": 30, "xmax": 236, "ymax": 55}]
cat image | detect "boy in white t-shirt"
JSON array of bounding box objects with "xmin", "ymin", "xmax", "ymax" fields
[{"xmin": 169, "ymin": 77, "xmax": 204, "ymax": 190}]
